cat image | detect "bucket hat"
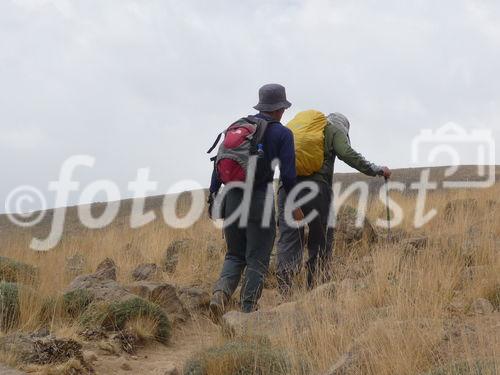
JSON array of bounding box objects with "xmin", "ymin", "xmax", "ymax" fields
[{"xmin": 253, "ymin": 83, "xmax": 292, "ymax": 112}]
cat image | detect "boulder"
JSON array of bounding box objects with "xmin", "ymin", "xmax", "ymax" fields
[
  {"xmin": 0, "ymin": 256, "xmax": 38, "ymax": 284},
  {"xmin": 66, "ymin": 276, "xmax": 132, "ymax": 302},
  {"xmin": 162, "ymin": 239, "xmax": 192, "ymax": 273},
  {"xmin": 176, "ymin": 286, "xmax": 210, "ymax": 311},
  {"xmin": 131, "ymin": 263, "xmax": 158, "ymax": 281},
  {"xmin": 65, "ymin": 259, "xmax": 132, "ymax": 303},
  {"xmin": 221, "ymin": 301, "xmax": 324, "ymax": 339},
  {"xmin": 126, "ymin": 281, "xmax": 189, "ymax": 322},
  {"xmin": 334, "ymin": 206, "xmax": 378, "ymax": 249},
  {"xmin": 94, "ymin": 258, "xmax": 117, "ymax": 280},
  {"xmin": 468, "ymin": 298, "xmax": 494, "ymax": 315}
]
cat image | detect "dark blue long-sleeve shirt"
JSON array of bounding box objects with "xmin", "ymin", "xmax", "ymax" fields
[{"xmin": 209, "ymin": 113, "xmax": 297, "ymax": 194}]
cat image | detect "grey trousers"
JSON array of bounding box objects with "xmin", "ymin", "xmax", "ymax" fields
[
  {"xmin": 213, "ymin": 188, "xmax": 276, "ymax": 313},
  {"xmin": 277, "ymin": 181, "xmax": 333, "ymax": 293}
]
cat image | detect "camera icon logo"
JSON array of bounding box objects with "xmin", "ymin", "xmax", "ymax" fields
[{"xmin": 411, "ymin": 122, "xmax": 495, "ymax": 188}]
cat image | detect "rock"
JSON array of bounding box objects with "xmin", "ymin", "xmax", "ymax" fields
[
  {"xmin": 82, "ymin": 350, "xmax": 98, "ymax": 363},
  {"xmin": 94, "ymin": 258, "xmax": 117, "ymax": 280},
  {"xmin": 334, "ymin": 206, "xmax": 378, "ymax": 249},
  {"xmin": 485, "ymin": 284, "xmax": 500, "ymax": 310},
  {"xmin": 126, "ymin": 281, "xmax": 189, "ymax": 323},
  {"xmin": 469, "ymin": 298, "xmax": 494, "ymax": 315},
  {"xmin": 66, "ymin": 258, "xmax": 133, "ymax": 303},
  {"xmin": 0, "ymin": 333, "xmax": 88, "ymax": 368},
  {"xmin": 111, "ymin": 329, "xmax": 140, "ymax": 354},
  {"xmin": 221, "ymin": 301, "xmax": 327, "ymax": 339},
  {"xmin": 120, "ymin": 361, "xmax": 132, "ymax": 371},
  {"xmin": 444, "ymin": 198, "xmax": 479, "ymax": 223},
  {"xmin": 310, "ymin": 281, "xmax": 336, "ymax": 298},
  {"xmin": 0, "ymin": 364, "xmax": 25, "ymax": 375},
  {"xmin": 0, "ymin": 256, "xmax": 38, "ymax": 284},
  {"xmin": 97, "ymin": 340, "xmax": 121, "ymax": 356},
  {"xmin": 162, "ymin": 239, "xmax": 192, "ymax": 273},
  {"xmin": 79, "ymin": 327, "xmax": 108, "ymax": 341},
  {"xmin": 160, "ymin": 363, "xmax": 179, "ymax": 375},
  {"xmin": 176, "ymin": 286, "xmax": 210, "ymax": 311},
  {"xmin": 65, "ymin": 253, "xmax": 87, "ymax": 277},
  {"xmin": 66, "ymin": 275, "xmax": 133, "ymax": 302},
  {"xmin": 131, "ymin": 263, "xmax": 158, "ymax": 281}
]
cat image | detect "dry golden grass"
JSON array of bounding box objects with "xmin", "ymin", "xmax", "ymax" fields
[{"xmin": 0, "ymin": 182, "xmax": 499, "ymax": 374}]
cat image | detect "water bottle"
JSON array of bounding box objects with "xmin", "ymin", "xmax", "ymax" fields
[{"xmin": 257, "ymin": 143, "xmax": 264, "ymax": 158}]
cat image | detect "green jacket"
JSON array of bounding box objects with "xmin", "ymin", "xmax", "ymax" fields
[{"xmin": 298, "ymin": 116, "xmax": 382, "ymax": 187}]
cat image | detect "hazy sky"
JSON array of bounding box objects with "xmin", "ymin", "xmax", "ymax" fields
[{"xmin": 1, "ymin": 0, "xmax": 499, "ymax": 212}]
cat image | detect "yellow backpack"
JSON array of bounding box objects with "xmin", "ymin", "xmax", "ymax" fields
[{"xmin": 287, "ymin": 110, "xmax": 327, "ymax": 176}]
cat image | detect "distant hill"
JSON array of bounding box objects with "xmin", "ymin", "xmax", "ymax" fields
[{"xmin": 0, "ymin": 165, "xmax": 498, "ymax": 238}]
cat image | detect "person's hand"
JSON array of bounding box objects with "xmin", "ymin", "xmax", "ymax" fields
[
  {"xmin": 292, "ymin": 207, "xmax": 305, "ymax": 222},
  {"xmin": 380, "ymin": 166, "xmax": 392, "ymax": 179},
  {"xmin": 207, "ymin": 192, "xmax": 216, "ymax": 219}
]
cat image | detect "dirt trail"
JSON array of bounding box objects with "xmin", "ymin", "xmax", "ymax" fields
[
  {"xmin": 92, "ymin": 317, "xmax": 220, "ymax": 375},
  {"xmin": 91, "ymin": 289, "xmax": 283, "ymax": 374}
]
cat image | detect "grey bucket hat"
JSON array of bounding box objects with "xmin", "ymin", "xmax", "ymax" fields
[{"xmin": 253, "ymin": 83, "xmax": 292, "ymax": 112}]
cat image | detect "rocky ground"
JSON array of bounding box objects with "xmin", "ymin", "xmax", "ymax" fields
[{"xmin": 0, "ymin": 194, "xmax": 499, "ymax": 374}]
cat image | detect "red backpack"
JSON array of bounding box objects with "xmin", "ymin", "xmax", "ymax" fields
[{"xmin": 207, "ymin": 116, "xmax": 269, "ymax": 184}]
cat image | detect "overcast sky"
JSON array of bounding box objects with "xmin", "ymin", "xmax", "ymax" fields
[{"xmin": 1, "ymin": 0, "xmax": 499, "ymax": 212}]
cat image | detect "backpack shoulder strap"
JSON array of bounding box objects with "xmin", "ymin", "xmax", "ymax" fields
[
  {"xmin": 206, "ymin": 132, "xmax": 223, "ymax": 154},
  {"xmin": 245, "ymin": 115, "xmax": 269, "ymax": 145}
]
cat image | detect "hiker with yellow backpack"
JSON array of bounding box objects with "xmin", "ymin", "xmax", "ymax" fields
[{"xmin": 277, "ymin": 111, "xmax": 391, "ymax": 294}]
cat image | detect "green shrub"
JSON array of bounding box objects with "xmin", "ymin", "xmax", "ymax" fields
[
  {"xmin": 0, "ymin": 282, "xmax": 20, "ymax": 330},
  {"xmin": 424, "ymin": 359, "xmax": 497, "ymax": 375},
  {"xmin": 62, "ymin": 289, "xmax": 94, "ymax": 318},
  {"xmin": 80, "ymin": 297, "xmax": 171, "ymax": 344},
  {"xmin": 79, "ymin": 302, "xmax": 110, "ymax": 328},
  {"xmin": 184, "ymin": 338, "xmax": 294, "ymax": 375},
  {"xmin": 0, "ymin": 256, "xmax": 38, "ymax": 283}
]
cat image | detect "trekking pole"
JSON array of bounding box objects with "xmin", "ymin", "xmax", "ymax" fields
[{"xmin": 384, "ymin": 176, "xmax": 391, "ymax": 241}]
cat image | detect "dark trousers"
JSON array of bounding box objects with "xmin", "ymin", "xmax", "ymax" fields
[
  {"xmin": 277, "ymin": 181, "xmax": 333, "ymax": 293},
  {"xmin": 213, "ymin": 188, "xmax": 276, "ymax": 313}
]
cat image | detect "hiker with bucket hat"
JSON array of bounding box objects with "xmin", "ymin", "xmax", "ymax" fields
[{"xmin": 207, "ymin": 84, "xmax": 304, "ymax": 319}]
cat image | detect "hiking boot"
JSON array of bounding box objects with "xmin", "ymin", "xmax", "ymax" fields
[{"xmin": 209, "ymin": 290, "xmax": 229, "ymax": 323}]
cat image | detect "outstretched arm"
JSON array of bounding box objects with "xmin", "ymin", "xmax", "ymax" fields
[{"xmin": 333, "ymin": 129, "xmax": 386, "ymax": 177}]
